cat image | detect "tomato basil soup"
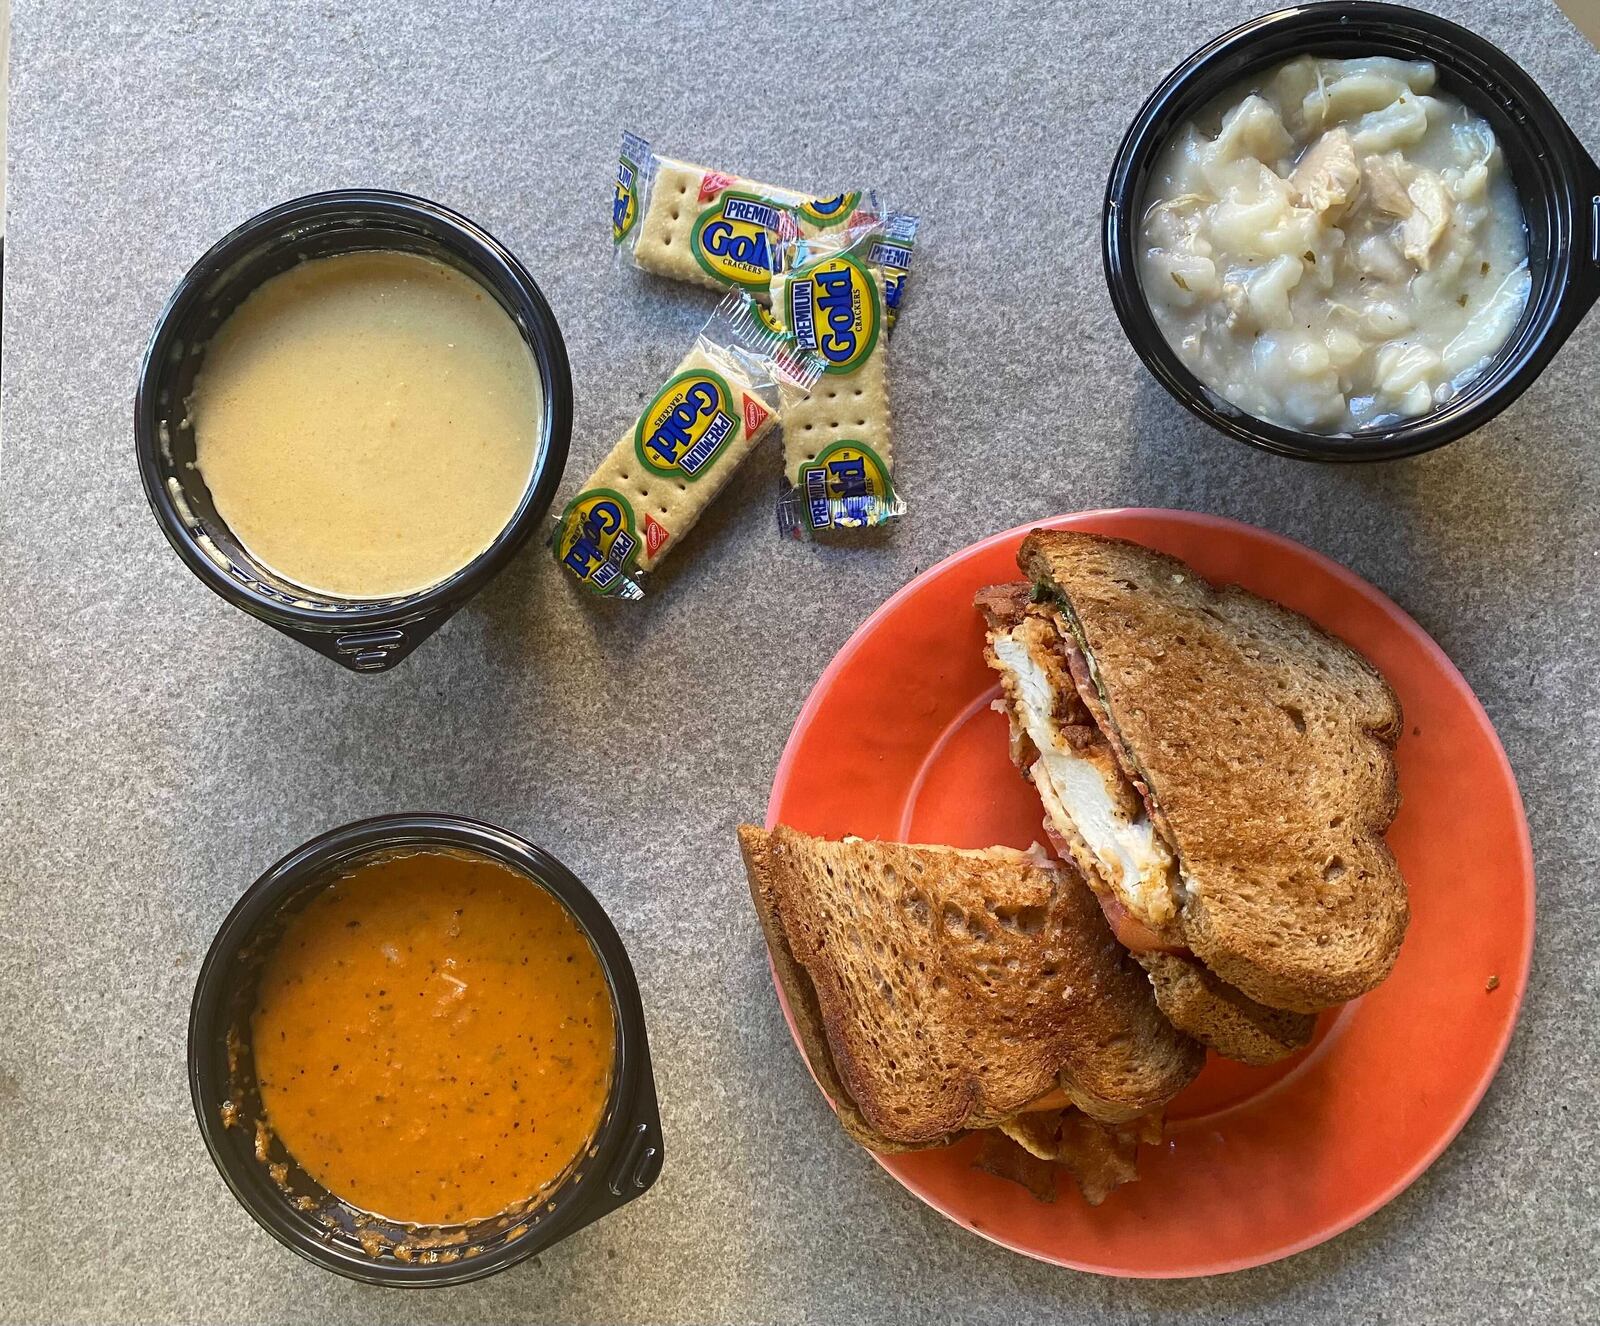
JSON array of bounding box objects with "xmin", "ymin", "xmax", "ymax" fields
[
  {"xmin": 190, "ymin": 250, "xmax": 541, "ymax": 600},
  {"xmin": 251, "ymin": 851, "xmax": 614, "ymax": 1226}
]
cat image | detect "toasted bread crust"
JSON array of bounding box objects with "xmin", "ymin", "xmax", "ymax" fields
[
  {"xmin": 739, "ymin": 827, "xmax": 948, "ymax": 1153},
  {"xmin": 738, "ymin": 825, "xmax": 1202, "ymax": 1146},
  {"xmin": 974, "ymin": 582, "xmax": 1037, "ymax": 635},
  {"xmin": 1019, "ymin": 531, "xmax": 1408, "ymax": 1012},
  {"xmin": 1135, "ymin": 951, "xmax": 1316, "ymax": 1065}
]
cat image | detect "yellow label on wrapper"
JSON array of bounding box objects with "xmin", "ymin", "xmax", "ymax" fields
[
  {"xmin": 691, "ymin": 192, "xmax": 794, "ymax": 290},
  {"xmin": 869, "ymin": 232, "xmax": 915, "ymax": 330},
  {"xmin": 784, "ymin": 253, "xmax": 881, "ymax": 375},
  {"xmin": 555, "ymin": 489, "xmax": 639, "ymax": 594},
  {"xmin": 634, "ymin": 370, "xmax": 738, "ymax": 479},
  {"xmin": 751, "ymin": 300, "xmax": 790, "ymax": 339},
  {"xmin": 795, "ymin": 442, "xmax": 897, "ymax": 531},
  {"xmin": 798, "ymin": 192, "xmax": 863, "ymax": 228},
  {"xmin": 612, "ymin": 137, "xmax": 646, "ymax": 244}
]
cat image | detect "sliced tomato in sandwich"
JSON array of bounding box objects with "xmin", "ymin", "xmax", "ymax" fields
[
  {"xmin": 1095, "ymin": 890, "xmax": 1190, "ymax": 956},
  {"xmin": 1042, "ymin": 826, "xmax": 1189, "ymax": 956}
]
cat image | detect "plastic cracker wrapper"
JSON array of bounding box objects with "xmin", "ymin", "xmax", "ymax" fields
[
  {"xmin": 872, "ymin": 212, "xmax": 921, "ymax": 333},
  {"xmin": 612, "ymin": 131, "xmax": 879, "ymax": 300},
  {"xmin": 554, "ymin": 292, "xmax": 823, "ymax": 598},
  {"xmin": 770, "ymin": 221, "xmax": 905, "ymax": 538}
]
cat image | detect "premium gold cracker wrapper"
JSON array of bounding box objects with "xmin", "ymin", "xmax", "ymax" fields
[
  {"xmin": 612, "ymin": 131, "xmax": 882, "ymax": 300},
  {"xmin": 554, "ymin": 291, "xmax": 823, "ymax": 597},
  {"xmin": 872, "ymin": 211, "xmax": 920, "ymax": 333},
  {"xmin": 769, "ymin": 221, "xmax": 906, "ymax": 537}
]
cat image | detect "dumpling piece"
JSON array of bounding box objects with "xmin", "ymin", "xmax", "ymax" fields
[
  {"xmin": 1305, "ymin": 71, "xmax": 1406, "ymax": 127},
  {"xmin": 1250, "ymin": 330, "xmax": 1346, "ymax": 430},
  {"xmin": 1211, "ymin": 95, "xmax": 1294, "ymax": 166},
  {"xmin": 1374, "ymin": 340, "xmax": 1444, "ymax": 406},
  {"xmin": 1349, "ymin": 95, "xmax": 1431, "ymax": 152},
  {"xmin": 1145, "ymin": 251, "xmax": 1220, "ymax": 311},
  {"xmin": 1441, "ymin": 266, "xmax": 1532, "ymax": 378},
  {"xmin": 1241, "ymin": 254, "xmax": 1305, "ymax": 331}
]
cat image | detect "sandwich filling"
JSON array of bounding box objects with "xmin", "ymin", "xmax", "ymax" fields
[{"xmin": 989, "ymin": 611, "xmax": 1184, "ymax": 939}]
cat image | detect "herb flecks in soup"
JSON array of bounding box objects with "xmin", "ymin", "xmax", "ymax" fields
[
  {"xmin": 191, "ymin": 250, "xmax": 541, "ymax": 599},
  {"xmin": 1140, "ymin": 56, "xmax": 1529, "ymax": 433},
  {"xmin": 251, "ymin": 851, "xmax": 614, "ymax": 1226}
]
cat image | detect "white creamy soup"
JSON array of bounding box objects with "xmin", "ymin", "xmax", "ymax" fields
[{"xmin": 1139, "ymin": 56, "xmax": 1530, "ymax": 433}]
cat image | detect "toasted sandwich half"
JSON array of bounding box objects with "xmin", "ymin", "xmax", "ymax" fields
[
  {"xmin": 978, "ymin": 531, "xmax": 1407, "ymax": 1049},
  {"xmin": 978, "ymin": 582, "xmax": 1316, "ymax": 1063},
  {"xmin": 737, "ymin": 825, "xmax": 1203, "ymax": 1152}
]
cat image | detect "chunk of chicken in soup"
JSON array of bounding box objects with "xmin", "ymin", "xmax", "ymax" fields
[{"xmin": 1139, "ymin": 56, "xmax": 1529, "ymax": 433}]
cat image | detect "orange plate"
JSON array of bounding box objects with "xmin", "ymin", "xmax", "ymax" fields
[{"xmin": 765, "ymin": 509, "xmax": 1533, "ymax": 1277}]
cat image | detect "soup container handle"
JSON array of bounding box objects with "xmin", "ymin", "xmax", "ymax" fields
[
  {"xmin": 603, "ymin": 1111, "xmax": 666, "ymax": 1205},
  {"xmin": 1576, "ymin": 143, "xmax": 1600, "ymax": 328},
  {"xmin": 570, "ymin": 1048, "xmax": 666, "ymax": 1235},
  {"xmin": 320, "ymin": 621, "xmax": 434, "ymax": 671},
  {"xmin": 266, "ymin": 616, "xmax": 452, "ymax": 671}
]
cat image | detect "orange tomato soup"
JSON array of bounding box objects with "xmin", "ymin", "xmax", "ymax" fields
[{"xmin": 251, "ymin": 850, "xmax": 615, "ymax": 1225}]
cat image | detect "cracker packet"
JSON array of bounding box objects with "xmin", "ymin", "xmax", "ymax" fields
[
  {"xmin": 612, "ymin": 132, "xmax": 877, "ymax": 300},
  {"xmin": 770, "ymin": 221, "xmax": 906, "ymax": 538},
  {"xmin": 554, "ymin": 291, "xmax": 823, "ymax": 598},
  {"xmin": 872, "ymin": 212, "xmax": 921, "ymax": 333}
]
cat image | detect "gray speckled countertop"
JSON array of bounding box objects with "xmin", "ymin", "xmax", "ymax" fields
[{"xmin": 1, "ymin": 2, "xmax": 1597, "ymax": 1322}]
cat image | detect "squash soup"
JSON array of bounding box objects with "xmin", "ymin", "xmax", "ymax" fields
[{"xmin": 190, "ymin": 250, "xmax": 541, "ymax": 599}]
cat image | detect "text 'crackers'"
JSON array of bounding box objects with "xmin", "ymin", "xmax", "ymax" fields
[
  {"xmin": 554, "ymin": 292, "xmax": 822, "ymax": 598},
  {"xmin": 612, "ymin": 132, "xmax": 877, "ymax": 300},
  {"xmin": 771, "ymin": 222, "xmax": 904, "ymax": 537}
]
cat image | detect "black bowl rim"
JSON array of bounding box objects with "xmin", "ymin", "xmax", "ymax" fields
[
  {"xmin": 135, "ymin": 189, "xmax": 573, "ymax": 631},
  {"xmin": 1103, "ymin": 1, "xmax": 1600, "ymax": 462},
  {"xmin": 187, "ymin": 813, "xmax": 658, "ymax": 1287}
]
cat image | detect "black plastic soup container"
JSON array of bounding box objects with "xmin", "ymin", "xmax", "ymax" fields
[
  {"xmin": 188, "ymin": 815, "xmax": 663, "ymax": 1287},
  {"xmin": 136, "ymin": 192, "xmax": 572, "ymax": 670},
  {"xmin": 1104, "ymin": 2, "xmax": 1600, "ymax": 461}
]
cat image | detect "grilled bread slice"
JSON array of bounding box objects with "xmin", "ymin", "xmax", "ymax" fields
[
  {"xmin": 1019, "ymin": 530, "xmax": 1407, "ymax": 1013},
  {"xmin": 737, "ymin": 825, "xmax": 1203, "ymax": 1149},
  {"xmin": 1133, "ymin": 953, "xmax": 1315, "ymax": 1066},
  {"xmin": 977, "ymin": 581, "xmax": 1316, "ymax": 1063}
]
